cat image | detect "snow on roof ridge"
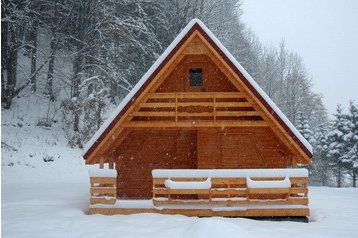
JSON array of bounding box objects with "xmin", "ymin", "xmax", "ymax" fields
[{"xmin": 83, "ymin": 18, "xmax": 312, "ymax": 157}]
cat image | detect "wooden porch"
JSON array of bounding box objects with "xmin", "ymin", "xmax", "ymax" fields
[{"xmin": 88, "ymin": 168, "xmax": 309, "ymax": 217}]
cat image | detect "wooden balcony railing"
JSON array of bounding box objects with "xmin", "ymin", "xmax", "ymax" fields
[{"xmin": 125, "ymin": 92, "xmax": 269, "ymax": 127}]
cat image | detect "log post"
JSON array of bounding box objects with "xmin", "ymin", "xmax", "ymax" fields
[
  {"xmin": 99, "ymin": 157, "xmax": 104, "ymax": 169},
  {"xmin": 291, "ymin": 156, "xmax": 297, "ymax": 168}
]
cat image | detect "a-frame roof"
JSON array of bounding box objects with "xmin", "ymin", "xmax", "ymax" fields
[{"xmin": 83, "ymin": 19, "xmax": 313, "ymax": 161}]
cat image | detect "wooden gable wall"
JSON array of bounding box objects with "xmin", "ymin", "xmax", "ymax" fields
[
  {"xmin": 106, "ymin": 34, "xmax": 295, "ymax": 198},
  {"xmin": 82, "ymin": 28, "xmax": 313, "ymax": 199}
]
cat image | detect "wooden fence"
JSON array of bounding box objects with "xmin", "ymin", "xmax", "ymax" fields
[
  {"xmin": 89, "ymin": 168, "xmax": 117, "ymax": 205},
  {"xmin": 152, "ymin": 170, "xmax": 308, "ymax": 209}
]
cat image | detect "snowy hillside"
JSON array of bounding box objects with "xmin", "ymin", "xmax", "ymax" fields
[{"xmin": 2, "ymin": 95, "xmax": 358, "ymax": 238}]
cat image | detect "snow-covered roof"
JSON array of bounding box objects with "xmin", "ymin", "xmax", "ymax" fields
[{"xmin": 83, "ymin": 19, "xmax": 313, "ymax": 159}]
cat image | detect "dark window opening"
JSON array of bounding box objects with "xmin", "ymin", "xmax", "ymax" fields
[{"xmin": 189, "ymin": 68, "xmax": 203, "ymax": 86}]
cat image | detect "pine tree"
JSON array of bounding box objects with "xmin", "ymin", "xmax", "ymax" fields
[
  {"xmin": 297, "ymin": 113, "xmax": 316, "ymax": 145},
  {"xmin": 341, "ymin": 101, "xmax": 358, "ymax": 187},
  {"xmin": 327, "ymin": 105, "xmax": 350, "ymax": 187},
  {"xmin": 311, "ymin": 123, "xmax": 331, "ymax": 186}
]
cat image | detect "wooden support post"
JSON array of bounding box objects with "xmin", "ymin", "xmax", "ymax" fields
[
  {"xmin": 304, "ymin": 179, "xmax": 308, "ymax": 197},
  {"xmin": 291, "ymin": 157, "xmax": 298, "ymax": 168},
  {"xmin": 175, "ymin": 93, "xmax": 178, "ymax": 123},
  {"xmin": 213, "ymin": 93, "xmax": 216, "ymax": 122},
  {"xmin": 99, "ymin": 158, "xmax": 104, "ymax": 169},
  {"xmin": 109, "ymin": 161, "xmax": 114, "ymax": 169}
]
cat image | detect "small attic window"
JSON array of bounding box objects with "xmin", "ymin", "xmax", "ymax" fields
[{"xmin": 189, "ymin": 68, "xmax": 203, "ymax": 86}]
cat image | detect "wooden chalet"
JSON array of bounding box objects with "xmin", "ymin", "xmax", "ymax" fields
[{"xmin": 83, "ymin": 19, "xmax": 313, "ymax": 218}]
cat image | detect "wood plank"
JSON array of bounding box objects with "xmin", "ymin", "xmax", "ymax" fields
[
  {"xmin": 124, "ymin": 121, "xmax": 270, "ymax": 128},
  {"xmin": 152, "ymin": 197, "xmax": 308, "ymax": 206},
  {"xmin": 175, "ymin": 93, "xmax": 214, "ymax": 98},
  {"xmin": 140, "ymin": 102, "xmax": 176, "ymax": 108},
  {"xmin": 152, "ymin": 189, "xmax": 169, "ymax": 195},
  {"xmin": 177, "ymin": 102, "xmax": 213, "ymax": 107},
  {"xmin": 168, "ymin": 189, "xmax": 211, "ymax": 195},
  {"xmin": 132, "ymin": 111, "xmax": 176, "ymax": 117},
  {"xmin": 215, "ymin": 92, "xmax": 247, "ymax": 98},
  {"xmin": 245, "ymin": 197, "xmax": 308, "ymax": 205},
  {"xmin": 147, "ymin": 93, "xmax": 176, "ymax": 99},
  {"xmin": 90, "ymin": 187, "xmax": 117, "ymax": 196},
  {"xmin": 90, "ymin": 197, "xmax": 116, "ymax": 205},
  {"xmin": 177, "ymin": 112, "xmax": 213, "ymax": 117},
  {"xmin": 290, "ymin": 187, "xmax": 308, "ymax": 194},
  {"xmin": 216, "ymin": 111, "xmax": 261, "ymax": 117},
  {"xmin": 152, "ymin": 199, "xmax": 244, "ymax": 206},
  {"xmin": 147, "ymin": 92, "xmax": 247, "ymax": 100},
  {"xmin": 215, "ymin": 102, "xmax": 253, "ymax": 107},
  {"xmin": 210, "ymin": 189, "xmax": 247, "ymax": 196},
  {"xmin": 90, "ymin": 177, "xmax": 117, "ymax": 185},
  {"xmin": 89, "ymin": 207, "xmax": 309, "ymax": 217},
  {"xmin": 248, "ymin": 188, "xmax": 290, "ymax": 194}
]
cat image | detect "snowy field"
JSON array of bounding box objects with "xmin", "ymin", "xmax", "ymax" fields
[
  {"xmin": 2, "ymin": 165, "xmax": 358, "ymax": 238},
  {"xmin": 2, "ymin": 150, "xmax": 358, "ymax": 237},
  {"xmin": 2, "ymin": 95, "xmax": 358, "ymax": 238}
]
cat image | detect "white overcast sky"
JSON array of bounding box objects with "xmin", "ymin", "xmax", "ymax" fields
[{"xmin": 241, "ymin": 0, "xmax": 358, "ymax": 115}]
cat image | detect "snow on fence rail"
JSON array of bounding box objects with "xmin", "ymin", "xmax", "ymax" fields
[
  {"xmin": 152, "ymin": 168, "xmax": 308, "ymax": 178},
  {"xmin": 88, "ymin": 168, "xmax": 117, "ymax": 178},
  {"xmin": 246, "ymin": 176, "xmax": 291, "ymax": 189},
  {"xmin": 165, "ymin": 178, "xmax": 212, "ymax": 189},
  {"xmin": 152, "ymin": 169, "xmax": 309, "ymax": 211}
]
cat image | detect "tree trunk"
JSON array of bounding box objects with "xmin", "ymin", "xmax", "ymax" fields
[
  {"xmin": 1, "ymin": 3, "xmax": 9, "ymax": 104},
  {"xmin": 4, "ymin": 24, "xmax": 19, "ymax": 109},
  {"xmin": 46, "ymin": 35, "xmax": 56, "ymax": 101},
  {"xmin": 72, "ymin": 2, "xmax": 86, "ymax": 132},
  {"xmin": 337, "ymin": 163, "xmax": 342, "ymax": 188},
  {"xmin": 45, "ymin": 0, "xmax": 59, "ymax": 101},
  {"xmin": 72, "ymin": 56, "xmax": 81, "ymax": 132},
  {"xmin": 353, "ymin": 168, "xmax": 356, "ymax": 188},
  {"xmin": 2, "ymin": 1, "xmax": 19, "ymax": 109},
  {"xmin": 30, "ymin": 20, "xmax": 39, "ymax": 93}
]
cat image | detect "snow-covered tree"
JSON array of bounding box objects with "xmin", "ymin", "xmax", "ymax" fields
[
  {"xmin": 327, "ymin": 105, "xmax": 351, "ymax": 187},
  {"xmin": 310, "ymin": 123, "xmax": 331, "ymax": 186},
  {"xmin": 296, "ymin": 112, "xmax": 316, "ymax": 145},
  {"xmin": 2, "ymin": 0, "xmax": 329, "ymax": 151},
  {"xmin": 341, "ymin": 101, "xmax": 358, "ymax": 187}
]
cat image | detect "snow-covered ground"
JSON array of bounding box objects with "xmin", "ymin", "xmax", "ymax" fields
[
  {"xmin": 2, "ymin": 94, "xmax": 358, "ymax": 238},
  {"xmin": 2, "ymin": 166, "xmax": 358, "ymax": 238}
]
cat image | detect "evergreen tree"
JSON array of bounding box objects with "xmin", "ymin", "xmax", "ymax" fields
[
  {"xmin": 297, "ymin": 112, "xmax": 316, "ymax": 145},
  {"xmin": 1, "ymin": 0, "xmax": 329, "ymax": 152},
  {"xmin": 327, "ymin": 105, "xmax": 350, "ymax": 187},
  {"xmin": 341, "ymin": 101, "xmax": 358, "ymax": 187},
  {"xmin": 311, "ymin": 123, "xmax": 331, "ymax": 186}
]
